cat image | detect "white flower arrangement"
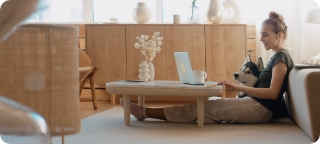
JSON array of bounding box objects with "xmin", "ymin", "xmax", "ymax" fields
[{"xmin": 134, "ymin": 32, "xmax": 163, "ymax": 62}]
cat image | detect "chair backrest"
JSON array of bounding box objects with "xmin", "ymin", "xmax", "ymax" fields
[{"xmin": 79, "ymin": 48, "xmax": 91, "ymax": 67}]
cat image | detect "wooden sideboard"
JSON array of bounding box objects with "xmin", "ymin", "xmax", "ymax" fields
[
  {"xmin": 85, "ymin": 24, "xmax": 247, "ymax": 102},
  {"xmin": 246, "ymin": 26, "xmax": 257, "ymax": 61}
]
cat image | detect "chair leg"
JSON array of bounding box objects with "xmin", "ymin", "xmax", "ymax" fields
[
  {"xmin": 79, "ymin": 82, "xmax": 86, "ymax": 96},
  {"xmin": 89, "ymin": 76, "xmax": 97, "ymax": 110}
]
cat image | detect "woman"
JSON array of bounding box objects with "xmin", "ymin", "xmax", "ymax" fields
[{"xmin": 121, "ymin": 11, "xmax": 294, "ymax": 124}]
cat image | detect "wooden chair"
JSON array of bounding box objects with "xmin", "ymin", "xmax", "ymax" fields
[{"xmin": 79, "ymin": 48, "xmax": 98, "ymax": 110}]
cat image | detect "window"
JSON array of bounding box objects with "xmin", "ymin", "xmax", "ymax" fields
[
  {"xmin": 0, "ymin": 0, "xmax": 269, "ymax": 25},
  {"xmin": 27, "ymin": 0, "xmax": 82, "ymax": 22},
  {"xmin": 93, "ymin": 0, "xmax": 157, "ymax": 23}
]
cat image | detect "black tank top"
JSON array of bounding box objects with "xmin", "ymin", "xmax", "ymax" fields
[{"xmin": 249, "ymin": 49, "xmax": 294, "ymax": 114}]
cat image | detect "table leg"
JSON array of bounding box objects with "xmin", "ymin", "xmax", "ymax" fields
[
  {"xmin": 197, "ymin": 97, "xmax": 205, "ymax": 127},
  {"xmin": 138, "ymin": 95, "xmax": 145, "ymax": 106},
  {"xmin": 123, "ymin": 95, "xmax": 131, "ymax": 126},
  {"xmin": 110, "ymin": 94, "xmax": 116, "ymax": 105},
  {"xmin": 220, "ymin": 85, "xmax": 227, "ymax": 98}
]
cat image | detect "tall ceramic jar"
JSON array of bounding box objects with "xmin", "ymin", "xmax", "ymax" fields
[
  {"xmin": 138, "ymin": 61, "xmax": 150, "ymax": 81},
  {"xmin": 205, "ymin": 0, "xmax": 225, "ymax": 24},
  {"xmin": 132, "ymin": 2, "xmax": 152, "ymax": 24}
]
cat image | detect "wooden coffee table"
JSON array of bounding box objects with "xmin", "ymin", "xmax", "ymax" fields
[{"xmin": 105, "ymin": 80, "xmax": 224, "ymax": 127}]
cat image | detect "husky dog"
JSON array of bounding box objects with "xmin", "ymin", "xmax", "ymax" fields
[{"xmin": 234, "ymin": 54, "xmax": 264, "ymax": 98}]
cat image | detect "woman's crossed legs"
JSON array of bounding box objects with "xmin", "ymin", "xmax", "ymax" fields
[{"xmin": 120, "ymin": 97, "xmax": 272, "ymax": 124}]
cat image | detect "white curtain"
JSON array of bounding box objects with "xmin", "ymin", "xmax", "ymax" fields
[{"xmin": 254, "ymin": 0, "xmax": 320, "ymax": 65}]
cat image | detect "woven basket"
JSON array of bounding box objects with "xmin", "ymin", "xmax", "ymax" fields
[{"xmin": 0, "ymin": 24, "xmax": 80, "ymax": 136}]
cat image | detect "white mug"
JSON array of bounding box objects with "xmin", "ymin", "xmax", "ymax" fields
[
  {"xmin": 193, "ymin": 70, "xmax": 207, "ymax": 83},
  {"xmin": 173, "ymin": 15, "xmax": 180, "ymax": 24}
]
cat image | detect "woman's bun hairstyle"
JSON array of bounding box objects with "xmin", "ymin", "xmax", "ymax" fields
[
  {"xmin": 263, "ymin": 11, "xmax": 288, "ymax": 40},
  {"xmin": 269, "ymin": 11, "xmax": 284, "ymax": 23}
]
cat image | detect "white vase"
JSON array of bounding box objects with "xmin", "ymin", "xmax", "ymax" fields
[
  {"xmin": 147, "ymin": 62, "xmax": 154, "ymax": 81},
  {"xmin": 205, "ymin": 0, "xmax": 225, "ymax": 24},
  {"xmin": 138, "ymin": 61, "xmax": 150, "ymax": 81},
  {"xmin": 132, "ymin": 2, "xmax": 152, "ymax": 24},
  {"xmin": 222, "ymin": 0, "xmax": 241, "ymax": 24}
]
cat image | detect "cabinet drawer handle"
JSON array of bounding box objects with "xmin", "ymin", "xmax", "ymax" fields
[{"xmin": 247, "ymin": 49, "xmax": 253, "ymax": 52}]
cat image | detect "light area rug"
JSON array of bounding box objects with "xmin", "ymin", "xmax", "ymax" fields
[{"xmin": 51, "ymin": 107, "xmax": 313, "ymax": 144}]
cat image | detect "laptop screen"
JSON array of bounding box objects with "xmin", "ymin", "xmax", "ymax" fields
[{"xmin": 174, "ymin": 52, "xmax": 196, "ymax": 84}]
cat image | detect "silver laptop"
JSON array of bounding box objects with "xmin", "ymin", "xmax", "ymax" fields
[{"xmin": 174, "ymin": 52, "xmax": 211, "ymax": 85}]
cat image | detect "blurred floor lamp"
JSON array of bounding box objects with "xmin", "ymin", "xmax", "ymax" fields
[
  {"xmin": 0, "ymin": 24, "xmax": 81, "ymax": 144},
  {"xmin": 303, "ymin": 1, "xmax": 320, "ymax": 65},
  {"xmin": 305, "ymin": 0, "xmax": 320, "ymax": 24},
  {"xmin": 305, "ymin": 8, "xmax": 320, "ymax": 24}
]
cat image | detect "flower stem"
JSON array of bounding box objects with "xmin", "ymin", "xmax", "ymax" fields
[{"xmin": 191, "ymin": 1, "xmax": 195, "ymax": 20}]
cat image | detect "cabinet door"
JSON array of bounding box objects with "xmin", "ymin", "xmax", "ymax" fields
[
  {"xmin": 126, "ymin": 26, "xmax": 166, "ymax": 80},
  {"xmin": 86, "ymin": 25, "xmax": 126, "ymax": 87},
  {"xmin": 205, "ymin": 25, "xmax": 246, "ymax": 82},
  {"xmin": 165, "ymin": 26, "xmax": 206, "ymax": 80}
]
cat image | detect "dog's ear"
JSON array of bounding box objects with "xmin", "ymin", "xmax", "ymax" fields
[
  {"xmin": 243, "ymin": 54, "xmax": 251, "ymax": 65},
  {"xmin": 255, "ymin": 57, "xmax": 264, "ymax": 71}
]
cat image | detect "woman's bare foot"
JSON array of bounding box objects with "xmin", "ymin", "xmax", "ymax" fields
[{"xmin": 120, "ymin": 98, "xmax": 146, "ymax": 121}]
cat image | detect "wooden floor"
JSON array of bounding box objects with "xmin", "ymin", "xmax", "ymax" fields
[
  {"xmin": 80, "ymin": 101, "xmax": 188, "ymax": 119},
  {"xmin": 80, "ymin": 101, "xmax": 116, "ymax": 119}
]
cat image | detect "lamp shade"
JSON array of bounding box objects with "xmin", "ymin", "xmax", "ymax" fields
[
  {"xmin": 305, "ymin": 8, "xmax": 320, "ymax": 24},
  {"xmin": 0, "ymin": 24, "xmax": 80, "ymax": 136}
]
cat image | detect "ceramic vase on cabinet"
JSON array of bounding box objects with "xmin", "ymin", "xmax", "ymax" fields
[
  {"xmin": 132, "ymin": 2, "xmax": 152, "ymax": 24},
  {"xmin": 205, "ymin": 0, "xmax": 225, "ymax": 24},
  {"xmin": 147, "ymin": 62, "xmax": 154, "ymax": 81},
  {"xmin": 138, "ymin": 61, "xmax": 150, "ymax": 81},
  {"xmin": 222, "ymin": 0, "xmax": 241, "ymax": 24}
]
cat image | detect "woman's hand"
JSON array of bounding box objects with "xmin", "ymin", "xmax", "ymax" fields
[{"xmin": 218, "ymin": 80, "xmax": 243, "ymax": 91}]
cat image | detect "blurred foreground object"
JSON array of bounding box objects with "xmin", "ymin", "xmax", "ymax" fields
[
  {"xmin": 0, "ymin": 24, "xmax": 81, "ymax": 144},
  {"xmin": 0, "ymin": 95, "xmax": 51, "ymax": 144},
  {"xmin": 0, "ymin": 0, "xmax": 49, "ymax": 41}
]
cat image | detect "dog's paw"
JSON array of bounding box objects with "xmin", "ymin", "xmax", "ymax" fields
[{"xmin": 237, "ymin": 91, "xmax": 247, "ymax": 98}]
